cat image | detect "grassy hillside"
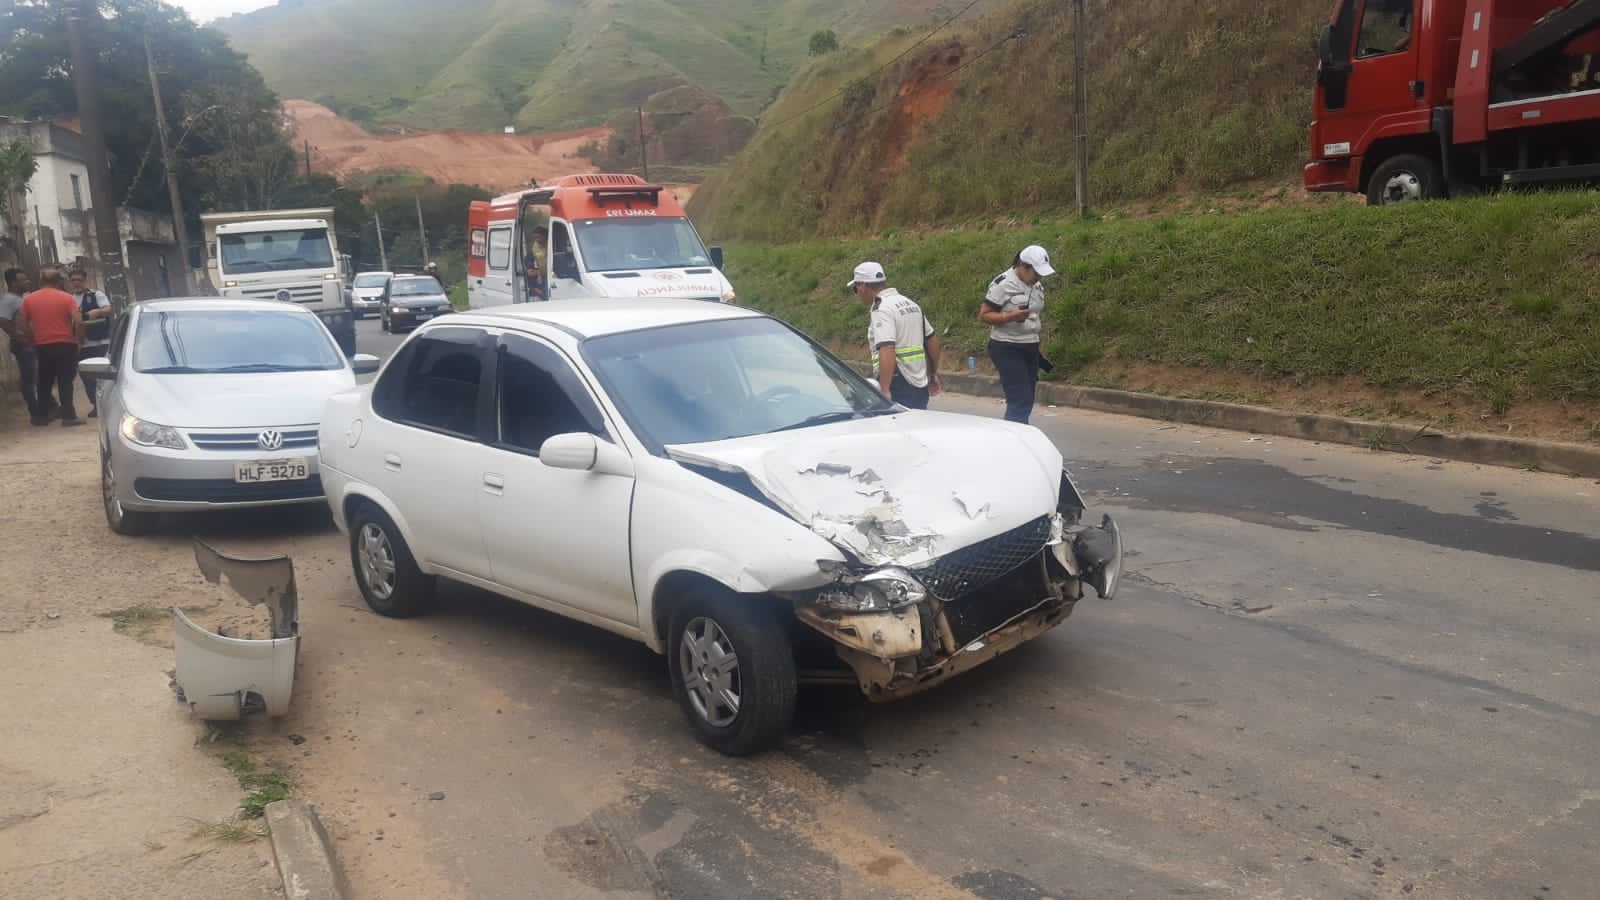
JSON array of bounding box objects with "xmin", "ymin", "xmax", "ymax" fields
[
  {"xmin": 691, "ymin": 0, "xmax": 1330, "ymax": 240},
  {"xmin": 217, "ymin": 0, "xmax": 953, "ymax": 132},
  {"xmin": 722, "ymin": 192, "xmax": 1600, "ymax": 425}
]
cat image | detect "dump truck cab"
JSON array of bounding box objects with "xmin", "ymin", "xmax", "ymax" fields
[
  {"xmin": 466, "ymin": 174, "xmax": 734, "ymax": 308},
  {"xmin": 1308, "ymin": 0, "xmax": 1600, "ymax": 203}
]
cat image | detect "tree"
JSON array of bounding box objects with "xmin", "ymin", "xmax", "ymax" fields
[
  {"xmin": 808, "ymin": 29, "xmax": 840, "ymax": 56},
  {"xmin": 0, "ymin": 140, "xmax": 38, "ymax": 217}
]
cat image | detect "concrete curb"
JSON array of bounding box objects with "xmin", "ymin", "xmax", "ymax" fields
[
  {"xmin": 264, "ymin": 799, "xmax": 347, "ymax": 900},
  {"xmin": 857, "ymin": 365, "xmax": 1600, "ymax": 477}
]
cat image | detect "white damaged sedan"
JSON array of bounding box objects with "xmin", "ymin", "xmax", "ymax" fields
[{"xmin": 318, "ymin": 299, "xmax": 1120, "ymax": 754}]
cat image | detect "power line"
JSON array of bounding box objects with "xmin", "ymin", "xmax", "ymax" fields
[{"xmin": 762, "ymin": 0, "xmax": 992, "ymax": 133}]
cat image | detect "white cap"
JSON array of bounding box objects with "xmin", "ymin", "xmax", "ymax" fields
[
  {"xmin": 847, "ymin": 261, "xmax": 887, "ymax": 288},
  {"xmin": 1019, "ymin": 245, "xmax": 1055, "ymax": 277}
]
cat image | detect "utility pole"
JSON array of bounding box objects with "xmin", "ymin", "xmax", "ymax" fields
[
  {"xmin": 373, "ymin": 209, "xmax": 388, "ymax": 271},
  {"xmin": 1073, "ymin": 0, "xmax": 1090, "ymax": 218},
  {"xmin": 145, "ymin": 34, "xmax": 194, "ymax": 295},
  {"xmin": 67, "ymin": 1, "xmax": 130, "ymax": 312},
  {"xmin": 414, "ymin": 194, "xmax": 429, "ymax": 265},
  {"xmin": 637, "ymin": 106, "xmax": 649, "ymax": 182}
]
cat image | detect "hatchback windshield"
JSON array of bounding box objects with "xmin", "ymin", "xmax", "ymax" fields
[
  {"xmin": 391, "ymin": 277, "xmax": 444, "ymax": 297},
  {"xmin": 353, "ymin": 273, "xmax": 390, "ymax": 288},
  {"xmin": 573, "ymin": 218, "xmax": 711, "ymax": 273},
  {"xmin": 584, "ymin": 317, "xmax": 894, "ymax": 447},
  {"xmin": 218, "ymin": 228, "xmax": 335, "ymax": 274},
  {"xmin": 132, "ymin": 309, "xmax": 345, "ymax": 374}
]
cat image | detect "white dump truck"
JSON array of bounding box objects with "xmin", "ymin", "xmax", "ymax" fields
[{"xmin": 198, "ymin": 208, "xmax": 356, "ymax": 355}]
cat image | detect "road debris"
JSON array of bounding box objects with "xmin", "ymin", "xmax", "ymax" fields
[{"xmin": 171, "ymin": 540, "xmax": 301, "ymax": 721}]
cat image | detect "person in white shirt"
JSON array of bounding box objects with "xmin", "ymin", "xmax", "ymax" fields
[
  {"xmin": 67, "ymin": 269, "xmax": 113, "ymax": 419},
  {"xmin": 849, "ymin": 261, "xmax": 942, "ymax": 409},
  {"xmin": 979, "ymin": 245, "xmax": 1054, "ymax": 424}
]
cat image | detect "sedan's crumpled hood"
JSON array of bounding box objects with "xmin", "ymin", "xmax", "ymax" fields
[
  {"xmin": 669, "ymin": 411, "xmax": 1063, "ymax": 569},
  {"xmin": 125, "ymin": 369, "xmax": 355, "ymax": 430}
]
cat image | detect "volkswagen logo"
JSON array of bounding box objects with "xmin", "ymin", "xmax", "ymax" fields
[
  {"xmin": 257, "ymin": 430, "xmax": 285, "ymax": 451},
  {"xmin": 275, "ymin": 289, "xmax": 292, "ymax": 303}
]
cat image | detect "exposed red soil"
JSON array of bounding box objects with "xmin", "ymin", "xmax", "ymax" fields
[
  {"xmin": 284, "ymin": 100, "xmax": 606, "ymax": 192},
  {"xmin": 880, "ymin": 46, "xmax": 964, "ymax": 173}
]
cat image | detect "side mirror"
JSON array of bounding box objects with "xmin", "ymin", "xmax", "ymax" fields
[
  {"xmin": 350, "ymin": 353, "xmax": 380, "ymax": 375},
  {"xmin": 709, "ymin": 245, "xmax": 724, "ymax": 269},
  {"xmin": 539, "ymin": 433, "xmax": 633, "ymax": 477},
  {"xmin": 79, "ymin": 357, "xmax": 116, "ymax": 379},
  {"xmin": 187, "ymin": 245, "xmax": 204, "ymax": 270}
]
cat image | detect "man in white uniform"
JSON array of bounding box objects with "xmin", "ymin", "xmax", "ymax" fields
[{"xmin": 849, "ymin": 261, "xmax": 942, "ymax": 409}]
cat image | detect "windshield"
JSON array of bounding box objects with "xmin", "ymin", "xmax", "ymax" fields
[
  {"xmin": 572, "ymin": 217, "xmax": 711, "ymax": 273},
  {"xmin": 583, "ymin": 317, "xmax": 894, "ymax": 447},
  {"xmin": 219, "ymin": 228, "xmax": 335, "ymax": 274},
  {"xmin": 132, "ymin": 308, "xmax": 345, "ymax": 374},
  {"xmin": 391, "ymin": 277, "xmax": 444, "ymax": 297},
  {"xmin": 353, "ymin": 273, "xmax": 390, "ymax": 288}
]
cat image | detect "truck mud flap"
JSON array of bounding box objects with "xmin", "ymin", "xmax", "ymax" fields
[{"xmin": 172, "ymin": 540, "xmax": 300, "ymax": 720}]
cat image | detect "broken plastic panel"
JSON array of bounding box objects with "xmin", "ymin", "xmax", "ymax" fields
[{"xmin": 171, "ymin": 540, "xmax": 300, "ymax": 720}]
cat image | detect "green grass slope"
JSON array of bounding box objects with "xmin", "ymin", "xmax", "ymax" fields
[
  {"xmin": 723, "ymin": 192, "xmax": 1600, "ymax": 421},
  {"xmin": 691, "ymin": 0, "xmax": 1331, "ymax": 240},
  {"xmin": 217, "ymin": 0, "xmax": 953, "ymax": 132}
]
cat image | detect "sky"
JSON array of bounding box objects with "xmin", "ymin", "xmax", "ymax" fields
[{"xmin": 171, "ymin": 0, "xmax": 276, "ymax": 23}]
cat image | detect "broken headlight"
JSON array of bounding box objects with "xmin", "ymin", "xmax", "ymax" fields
[{"xmin": 814, "ymin": 567, "xmax": 927, "ymax": 613}]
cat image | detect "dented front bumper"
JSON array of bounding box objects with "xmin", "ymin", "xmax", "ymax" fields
[
  {"xmin": 171, "ymin": 541, "xmax": 300, "ymax": 720},
  {"xmin": 793, "ymin": 512, "xmax": 1122, "ymax": 701}
]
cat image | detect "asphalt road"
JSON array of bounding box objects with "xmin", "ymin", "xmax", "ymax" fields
[{"xmin": 265, "ymin": 317, "xmax": 1599, "ymax": 898}]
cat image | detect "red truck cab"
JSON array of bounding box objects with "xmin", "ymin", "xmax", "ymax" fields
[{"xmin": 1308, "ymin": 0, "xmax": 1600, "ymax": 203}]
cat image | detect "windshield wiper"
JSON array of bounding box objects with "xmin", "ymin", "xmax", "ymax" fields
[
  {"xmin": 772, "ymin": 410, "xmax": 863, "ymax": 433},
  {"xmin": 214, "ymin": 363, "xmax": 316, "ymax": 372}
]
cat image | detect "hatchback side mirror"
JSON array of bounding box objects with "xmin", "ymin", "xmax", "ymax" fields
[
  {"xmin": 350, "ymin": 353, "xmax": 380, "ymax": 375},
  {"xmin": 79, "ymin": 357, "xmax": 116, "ymax": 380}
]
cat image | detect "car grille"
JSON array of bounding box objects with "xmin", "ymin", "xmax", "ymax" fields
[
  {"xmin": 941, "ymin": 556, "xmax": 1054, "ymax": 650},
  {"xmin": 238, "ymin": 283, "xmax": 323, "ymax": 305},
  {"xmin": 187, "ymin": 428, "xmax": 319, "ymax": 452},
  {"xmin": 913, "ymin": 515, "xmax": 1053, "ymax": 600},
  {"xmin": 134, "ymin": 476, "xmax": 324, "ymax": 503}
]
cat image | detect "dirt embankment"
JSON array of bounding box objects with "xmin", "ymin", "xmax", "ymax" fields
[{"xmin": 284, "ymin": 100, "xmax": 607, "ymax": 192}]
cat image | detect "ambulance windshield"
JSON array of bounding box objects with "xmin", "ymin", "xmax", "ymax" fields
[{"xmin": 572, "ymin": 217, "xmax": 712, "ymax": 273}]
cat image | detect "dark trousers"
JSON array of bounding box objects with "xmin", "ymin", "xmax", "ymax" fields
[
  {"xmin": 35, "ymin": 343, "xmax": 80, "ymax": 421},
  {"xmin": 988, "ymin": 339, "xmax": 1040, "ymax": 424},
  {"xmin": 890, "ymin": 372, "xmax": 930, "ymax": 410},
  {"xmin": 79, "ymin": 344, "xmax": 106, "ymax": 411},
  {"xmin": 8, "ymin": 344, "xmax": 40, "ymax": 418}
]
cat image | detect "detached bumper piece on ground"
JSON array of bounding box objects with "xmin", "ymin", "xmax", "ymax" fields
[{"xmin": 172, "ymin": 540, "xmax": 301, "ymax": 721}]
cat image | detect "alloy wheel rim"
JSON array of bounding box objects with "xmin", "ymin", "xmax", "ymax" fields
[
  {"xmin": 102, "ymin": 453, "xmax": 123, "ymax": 525},
  {"xmin": 358, "ymin": 523, "xmax": 397, "ymax": 601},
  {"xmin": 678, "ymin": 617, "xmax": 741, "ymax": 728}
]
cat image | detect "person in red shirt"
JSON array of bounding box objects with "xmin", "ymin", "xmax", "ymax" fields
[{"xmin": 17, "ymin": 266, "xmax": 86, "ymax": 427}]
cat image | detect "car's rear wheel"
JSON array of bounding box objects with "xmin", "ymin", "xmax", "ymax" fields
[
  {"xmin": 668, "ymin": 592, "xmax": 796, "ymax": 755},
  {"xmin": 101, "ymin": 448, "xmax": 156, "ymax": 536},
  {"xmin": 349, "ymin": 503, "xmax": 435, "ymax": 617}
]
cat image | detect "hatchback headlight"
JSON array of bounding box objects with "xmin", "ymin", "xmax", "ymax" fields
[
  {"xmin": 120, "ymin": 414, "xmax": 186, "ymax": 450},
  {"xmin": 392, "ymin": 305, "xmax": 405, "ymax": 314},
  {"xmin": 815, "ymin": 567, "xmax": 926, "ymax": 613}
]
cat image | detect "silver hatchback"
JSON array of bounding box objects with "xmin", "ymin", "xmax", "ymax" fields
[{"xmin": 81, "ymin": 298, "xmax": 379, "ymax": 534}]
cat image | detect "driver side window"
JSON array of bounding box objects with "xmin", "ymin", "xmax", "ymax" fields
[
  {"xmin": 496, "ymin": 334, "xmax": 608, "ymax": 455},
  {"xmin": 551, "ymin": 223, "xmax": 578, "ymax": 280},
  {"xmin": 1357, "ymin": 0, "xmax": 1413, "ymax": 58}
]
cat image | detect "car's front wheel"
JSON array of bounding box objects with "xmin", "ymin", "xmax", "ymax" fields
[
  {"xmin": 349, "ymin": 503, "xmax": 435, "ymax": 617},
  {"xmin": 668, "ymin": 593, "xmax": 796, "ymax": 755},
  {"xmin": 101, "ymin": 448, "xmax": 156, "ymax": 536}
]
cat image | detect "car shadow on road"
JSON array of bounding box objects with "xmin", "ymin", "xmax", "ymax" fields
[{"xmin": 134, "ymin": 504, "xmax": 340, "ymax": 540}]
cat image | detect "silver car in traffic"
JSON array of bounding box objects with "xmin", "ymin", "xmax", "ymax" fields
[{"xmin": 81, "ymin": 298, "xmax": 379, "ymax": 534}]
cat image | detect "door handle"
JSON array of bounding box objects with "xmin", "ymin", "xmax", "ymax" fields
[
  {"xmin": 384, "ymin": 453, "xmax": 402, "ymax": 470},
  {"xmin": 482, "ymin": 473, "xmax": 505, "ymax": 494}
]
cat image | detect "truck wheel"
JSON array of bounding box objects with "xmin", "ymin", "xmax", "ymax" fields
[
  {"xmin": 668, "ymin": 592, "xmax": 796, "ymax": 756},
  {"xmin": 1367, "ymin": 154, "xmax": 1443, "ymax": 205},
  {"xmin": 349, "ymin": 503, "xmax": 435, "ymax": 618}
]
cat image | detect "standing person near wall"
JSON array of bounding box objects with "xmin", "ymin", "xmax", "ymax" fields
[
  {"xmin": 17, "ymin": 266, "xmax": 85, "ymax": 427},
  {"xmin": 979, "ymin": 245, "xmax": 1055, "ymax": 424},
  {"xmin": 1, "ymin": 268, "xmax": 42, "ymax": 422},
  {"xmin": 849, "ymin": 261, "xmax": 942, "ymax": 409},
  {"xmin": 68, "ymin": 269, "xmax": 112, "ymax": 419}
]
